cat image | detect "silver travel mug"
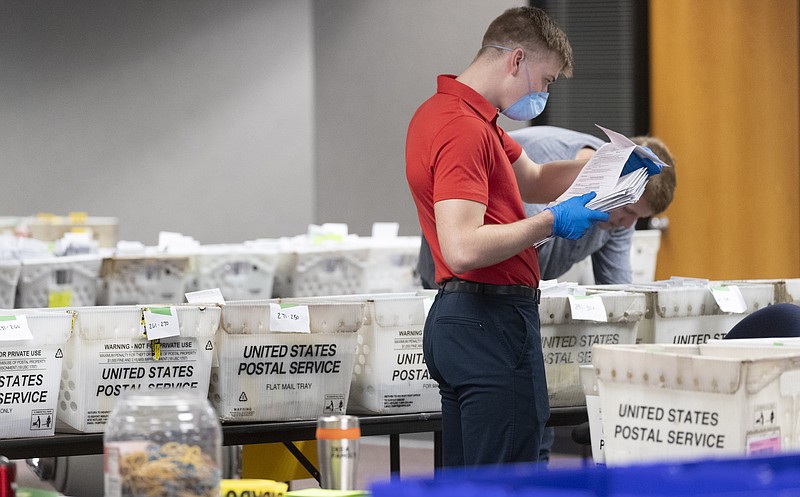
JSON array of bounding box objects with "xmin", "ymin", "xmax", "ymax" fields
[{"xmin": 316, "ymin": 415, "xmax": 360, "ymax": 490}]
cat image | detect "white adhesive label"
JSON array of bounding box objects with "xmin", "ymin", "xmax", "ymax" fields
[
  {"xmin": 709, "ymin": 285, "xmax": 747, "ymax": 313},
  {"xmin": 185, "ymin": 288, "xmax": 225, "ymax": 305},
  {"xmin": 0, "ymin": 315, "xmax": 34, "ymax": 341},
  {"xmin": 746, "ymin": 430, "xmax": 781, "ymax": 456},
  {"xmin": 269, "ymin": 303, "xmax": 310, "ymax": 333},
  {"xmin": 143, "ymin": 307, "xmax": 180, "ymax": 340},
  {"xmin": 569, "ymin": 295, "xmax": 607, "ymax": 322}
]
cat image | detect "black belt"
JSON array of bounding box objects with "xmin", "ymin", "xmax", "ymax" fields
[{"xmin": 440, "ymin": 279, "xmax": 541, "ymax": 303}]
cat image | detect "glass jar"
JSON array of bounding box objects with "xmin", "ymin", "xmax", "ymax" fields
[{"xmin": 103, "ymin": 389, "xmax": 222, "ymax": 497}]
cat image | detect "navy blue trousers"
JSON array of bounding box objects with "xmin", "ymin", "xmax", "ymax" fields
[{"xmin": 423, "ymin": 288, "xmax": 549, "ymax": 467}]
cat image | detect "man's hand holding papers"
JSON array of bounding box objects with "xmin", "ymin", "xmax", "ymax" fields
[
  {"xmin": 545, "ymin": 191, "xmax": 610, "ymax": 240},
  {"xmin": 536, "ymin": 125, "xmax": 669, "ymax": 247}
]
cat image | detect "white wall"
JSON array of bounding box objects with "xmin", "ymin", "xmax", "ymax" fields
[
  {"xmin": 1, "ymin": 0, "xmax": 526, "ymax": 243},
  {"xmin": 313, "ymin": 0, "xmax": 526, "ymax": 236},
  {"xmin": 0, "ymin": 0, "xmax": 314, "ymax": 244}
]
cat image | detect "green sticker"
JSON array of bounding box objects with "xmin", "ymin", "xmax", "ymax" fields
[
  {"xmin": 312, "ymin": 233, "xmax": 344, "ymax": 245},
  {"xmin": 149, "ymin": 307, "xmax": 173, "ymax": 316}
]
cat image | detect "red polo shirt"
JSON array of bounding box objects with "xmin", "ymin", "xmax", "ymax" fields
[{"xmin": 406, "ymin": 74, "xmax": 540, "ymax": 287}]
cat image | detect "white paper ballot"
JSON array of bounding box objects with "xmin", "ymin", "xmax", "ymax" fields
[
  {"xmin": 535, "ymin": 125, "xmax": 665, "ymax": 248},
  {"xmin": 185, "ymin": 288, "xmax": 226, "ymax": 305},
  {"xmin": 586, "ymin": 168, "xmax": 649, "ymax": 211},
  {"xmin": 555, "ymin": 141, "xmax": 634, "ymax": 203},
  {"xmin": 598, "ymin": 125, "xmax": 668, "ymax": 168},
  {"xmin": 555, "ymin": 124, "xmax": 666, "ymax": 203}
]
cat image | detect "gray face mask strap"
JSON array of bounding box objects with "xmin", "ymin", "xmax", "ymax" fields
[
  {"xmin": 482, "ymin": 44, "xmax": 527, "ymax": 70},
  {"xmin": 482, "ymin": 44, "xmax": 513, "ymax": 52}
]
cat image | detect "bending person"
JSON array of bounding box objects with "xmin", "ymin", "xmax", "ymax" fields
[{"xmin": 417, "ymin": 125, "xmax": 677, "ymax": 289}]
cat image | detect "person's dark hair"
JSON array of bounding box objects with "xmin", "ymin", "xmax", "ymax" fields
[{"xmin": 480, "ymin": 7, "xmax": 574, "ymax": 77}]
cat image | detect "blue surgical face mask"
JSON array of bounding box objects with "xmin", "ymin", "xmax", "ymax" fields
[
  {"xmin": 501, "ymin": 88, "xmax": 549, "ymax": 121},
  {"xmin": 483, "ymin": 44, "xmax": 550, "ymax": 121}
]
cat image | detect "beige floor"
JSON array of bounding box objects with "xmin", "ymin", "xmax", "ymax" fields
[
  {"xmin": 289, "ymin": 432, "xmax": 590, "ymax": 491},
  {"xmin": 14, "ymin": 432, "xmax": 590, "ymax": 495}
]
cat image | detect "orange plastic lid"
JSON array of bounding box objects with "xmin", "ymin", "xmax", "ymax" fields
[{"xmin": 316, "ymin": 427, "xmax": 361, "ymax": 440}]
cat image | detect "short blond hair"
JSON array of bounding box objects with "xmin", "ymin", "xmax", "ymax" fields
[
  {"xmin": 631, "ymin": 136, "xmax": 677, "ymax": 215},
  {"xmin": 480, "ymin": 7, "xmax": 574, "ymax": 77}
]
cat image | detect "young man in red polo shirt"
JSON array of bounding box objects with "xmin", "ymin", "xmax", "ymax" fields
[{"xmin": 406, "ymin": 7, "xmax": 660, "ymax": 467}]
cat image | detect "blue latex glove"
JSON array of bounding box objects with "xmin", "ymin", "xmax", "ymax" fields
[
  {"xmin": 621, "ymin": 146, "xmax": 662, "ymax": 177},
  {"xmin": 546, "ymin": 192, "xmax": 610, "ymax": 240}
]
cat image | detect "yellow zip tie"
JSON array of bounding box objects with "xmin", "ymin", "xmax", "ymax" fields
[{"xmin": 141, "ymin": 308, "xmax": 161, "ymax": 360}]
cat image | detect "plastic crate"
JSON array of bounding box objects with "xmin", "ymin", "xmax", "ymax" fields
[
  {"xmin": 0, "ymin": 260, "xmax": 21, "ymax": 309},
  {"xmin": 588, "ymin": 282, "xmax": 775, "ymax": 344},
  {"xmin": 16, "ymin": 255, "xmax": 103, "ymax": 308},
  {"xmin": 272, "ymin": 235, "xmax": 424, "ymax": 298},
  {"xmin": 580, "ymin": 364, "xmax": 605, "ymax": 465},
  {"xmin": 210, "ymin": 299, "xmax": 365, "ymax": 422},
  {"xmin": 717, "ymin": 278, "xmax": 800, "ymax": 306},
  {"xmin": 56, "ymin": 304, "xmax": 220, "ymax": 433},
  {"xmin": 24, "ymin": 215, "xmax": 119, "ymax": 249},
  {"xmin": 187, "ymin": 245, "xmax": 278, "ymax": 301},
  {"xmin": 540, "ymin": 291, "xmax": 645, "ymax": 407},
  {"xmin": 97, "ymin": 254, "xmax": 190, "ymax": 305},
  {"xmin": 594, "ymin": 342, "xmax": 800, "ymax": 465},
  {"xmin": 785, "ymin": 279, "xmax": 800, "ymax": 304},
  {"xmin": 361, "ymin": 237, "xmax": 422, "ymax": 294},
  {"xmin": 0, "ymin": 310, "xmax": 72, "ymax": 437},
  {"xmin": 630, "ymin": 230, "xmax": 661, "ymax": 284},
  {"xmin": 288, "ymin": 293, "xmax": 439, "ymax": 415},
  {"xmin": 275, "ymin": 245, "xmax": 369, "ymax": 297}
]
